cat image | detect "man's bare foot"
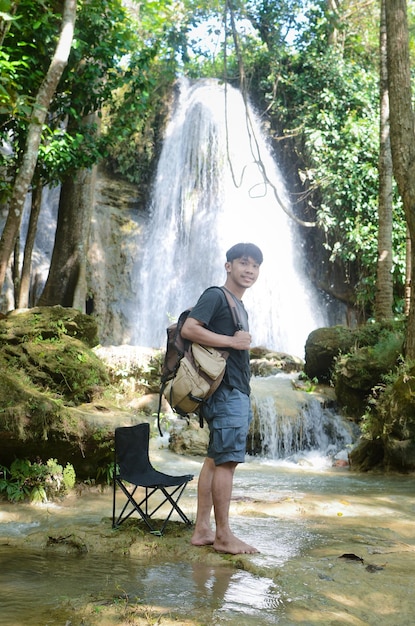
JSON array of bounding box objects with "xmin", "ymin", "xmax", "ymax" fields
[
  {"xmin": 213, "ymin": 533, "xmax": 259, "ymax": 555},
  {"xmin": 191, "ymin": 529, "xmax": 215, "ymax": 546}
]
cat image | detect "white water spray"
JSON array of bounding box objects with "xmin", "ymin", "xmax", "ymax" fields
[
  {"xmin": 250, "ymin": 375, "xmax": 357, "ymax": 462},
  {"xmin": 133, "ymin": 78, "xmax": 326, "ymax": 357}
]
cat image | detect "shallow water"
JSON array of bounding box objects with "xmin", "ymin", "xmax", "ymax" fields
[{"xmin": 1, "ymin": 448, "xmax": 415, "ymax": 626}]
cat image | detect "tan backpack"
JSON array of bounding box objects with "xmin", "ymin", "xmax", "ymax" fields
[{"xmin": 157, "ymin": 287, "xmax": 242, "ymax": 435}]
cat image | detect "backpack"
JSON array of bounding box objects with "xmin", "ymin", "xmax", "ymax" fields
[{"xmin": 157, "ymin": 287, "xmax": 242, "ymax": 435}]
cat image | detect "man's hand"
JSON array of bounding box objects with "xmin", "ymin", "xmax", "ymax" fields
[
  {"xmin": 182, "ymin": 317, "xmax": 251, "ymax": 350},
  {"xmin": 230, "ymin": 330, "xmax": 251, "ymax": 350}
]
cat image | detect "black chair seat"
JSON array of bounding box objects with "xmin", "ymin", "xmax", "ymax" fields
[{"xmin": 112, "ymin": 422, "xmax": 194, "ymax": 535}]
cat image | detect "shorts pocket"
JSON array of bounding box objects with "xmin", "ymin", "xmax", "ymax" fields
[{"xmin": 213, "ymin": 426, "xmax": 246, "ymax": 453}]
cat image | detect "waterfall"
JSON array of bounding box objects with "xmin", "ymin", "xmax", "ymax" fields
[
  {"xmin": 134, "ymin": 77, "xmax": 326, "ymax": 358},
  {"xmin": 250, "ymin": 375, "xmax": 358, "ymax": 461},
  {"xmin": 253, "ymin": 396, "xmax": 355, "ymax": 460}
]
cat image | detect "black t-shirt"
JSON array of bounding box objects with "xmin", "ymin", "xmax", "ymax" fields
[{"xmin": 188, "ymin": 286, "xmax": 251, "ymax": 395}]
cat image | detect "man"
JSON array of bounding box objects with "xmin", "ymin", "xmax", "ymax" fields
[{"xmin": 181, "ymin": 242, "xmax": 263, "ymax": 555}]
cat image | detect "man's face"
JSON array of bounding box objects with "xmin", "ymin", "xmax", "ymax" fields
[{"xmin": 226, "ymin": 256, "xmax": 261, "ymax": 289}]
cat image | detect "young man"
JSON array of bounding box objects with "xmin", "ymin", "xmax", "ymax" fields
[{"xmin": 181, "ymin": 242, "xmax": 263, "ymax": 555}]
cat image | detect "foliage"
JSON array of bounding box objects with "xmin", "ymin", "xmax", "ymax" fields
[
  {"xmin": 100, "ymin": 0, "xmax": 192, "ymax": 184},
  {"xmin": 296, "ymin": 51, "xmax": 405, "ymax": 314},
  {"xmin": 0, "ymin": 0, "xmax": 187, "ymax": 200},
  {"xmin": 96, "ymin": 461, "xmax": 116, "ymax": 485},
  {"xmin": 297, "ymin": 371, "xmax": 319, "ymax": 392},
  {"xmin": 191, "ymin": 0, "xmax": 407, "ymax": 318},
  {"xmin": 330, "ymin": 320, "xmax": 406, "ymax": 420},
  {"xmin": 361, "ymin": 359, "xmax": 415, "ymax": 442},
  {"xmin": 0, "ymin": 457, "xmax": 76, "ymax": 503},
  {"xmin": 334, "ymin": 326, "xmax": 404, "ymax": 390},
  {"xmin": 101, "ymin": 52, "xmax": 175, "ymax": 185},
  {"xmin": 0, "ymin": 0, "xmax": 410, "ymax": 321}
]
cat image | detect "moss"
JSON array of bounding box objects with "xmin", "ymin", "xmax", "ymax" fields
[
  {"xmin": 0, "ymin": 305, "xmax": 99, "ymax": 346},
  {"xmin": 21, "ymin": 337, "xmax": 109, "ymax": 402},
  {"xmin": 0, "ymin": 308, "xmax": 110, "ymax": 452},
  {"xmin": 350, "ymin": 360, "xmax": 415, "ymax": 471}
]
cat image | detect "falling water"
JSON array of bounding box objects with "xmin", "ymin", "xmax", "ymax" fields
[
  {"xmin": 255, "ymin": 396, "xmax": 355, "ymax": 461},
  {"xmin": 250, "ymin": 374, "xmax": 358, "ymax": 462},
  {"xmin": 133, "ymin": 78, "xmax": 326, "ymax": 357}
]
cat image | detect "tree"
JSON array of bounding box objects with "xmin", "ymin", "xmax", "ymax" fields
[
  {"xmin": 1, "ymin": 0, "xmax": 187, "ymax": 309},
  {"xmin": 375, "ymin": 0, "xmax": 394, "ymax": 320},
  {"xmin": 0, "ymin": 0, "xmax": 77, "ymax": 293},
  {"xmin": 37, "ymin": 152, "xmax": 96, "ymax": 308},
  {"xmin": 37, "ymin": 0, "xmax": 186, "ymax": 308},
  {"xmin": 385, "ymin": 0, "xmax": 415, "ymax": 358},
  {"xmin": 15, "ymin": 170, "xmax": 43, "ymax": 308}
]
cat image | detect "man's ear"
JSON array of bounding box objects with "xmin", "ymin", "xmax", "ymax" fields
[{"xmin": 225, "ymin": 261, "xmax": 232, "ymax": 273}]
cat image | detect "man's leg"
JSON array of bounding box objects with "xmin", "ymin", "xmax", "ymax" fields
[
  {"xmin": 191, "ymin": 457, "xmax": 216, "ymax": 546},
  {"xmin": 211, "ymin": 461, "xmax": 258, "ymax": 555},
  {"xmin": 191, "ymin": 388, "xmax": 258, "ymax": 554}
]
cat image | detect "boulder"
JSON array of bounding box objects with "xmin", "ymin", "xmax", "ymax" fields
[
  {"xmin": 169, "ymin": 419, "xmax": 209, "ymax": 456},
  {"xmin": 0, "ymin": 307, "xmax": 113, "ymax": 478},
  {"xmin": 304, "ymin": 326, "xmax": 355, "ymax": 381},
  {"xmin": 250, "ymin": 348, "xmax": 304, "ymax": 376}
]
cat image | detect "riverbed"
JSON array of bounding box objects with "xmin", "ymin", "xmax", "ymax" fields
[{"xmin": 1, "ymin": 447, "xmax": 414, "ymax": 626}]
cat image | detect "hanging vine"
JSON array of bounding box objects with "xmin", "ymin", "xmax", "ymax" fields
[{"xmin": 223, "ymin": 0, "xmax": 316, "ymax": 227}]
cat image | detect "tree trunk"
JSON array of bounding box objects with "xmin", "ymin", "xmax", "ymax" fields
[
  {"xmin": 327, "ymin": 0, "xmax": 341, "ymax": 46},
  {"xmin": 12, "ymin": 235, "xmax": 20, "ymax": 308},
  {"xmin": 385, "ymin": 0, "xmax": 415, "ymax": 358},
  {"xmin": 375, "ymin": 0, "xmax": 394, "ymax": 321},
  {"xmin": 405, "ymin": 226, "xmax": 411, "ymax": 315},
  {"xmin": 16, "ymin": 181, "xmax": 43, "ymax": 309},
  {"xmin": 0, "ymin": 0, "xmax": 77, "ymax": 295},
  {"xmin": 37, "ymin": 165, "xmax": 97, "ymax": 310}
]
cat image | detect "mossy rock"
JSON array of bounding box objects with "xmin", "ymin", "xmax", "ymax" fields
[
  {"xmin": 0, "ymin": 305, "xmax": 99, "ymax": 348},
  {"xmin": 373, "ymin": 362, "xmax": 415, "ymax": 441},
  {"xmin": 0, "ymin": 307, "xmax": 110, "ymax": 462},
  {"xmin": 334, "ymin": 327, "xmax": 404, "ymax": 419},
  {"xmin": 349, "ymin": 362, "xmax": 415, "ymax": 471},
  {"xmin": 304, "ymin": 326, "xmax": 355, "ymax": 382},
  {"xmin": 304, "ymin": 321, "xmax": 405, "ymax": 385},
  {"xmin": 348, "ymin": 438, "xmax": 385, "ymax": 471},
  {"xmin": 17, "ymin": 336, "xmax": 109, "ymax": 402},
  {"xmin": 349, "ymin": 437, "xmax": 415, "ymax": 472},
  {"xmin": 0, "ymin": 312, "xmax": 109, "ymax": 409}
]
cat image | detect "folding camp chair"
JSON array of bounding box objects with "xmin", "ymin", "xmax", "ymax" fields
[{"xmin": 112, "ymin": 422, "xmax": 194, "ymax": 535}]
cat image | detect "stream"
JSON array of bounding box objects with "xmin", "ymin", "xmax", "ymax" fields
[{"xmin": 1, "ymin": 444, "xmax": 415, "ymax": 626}]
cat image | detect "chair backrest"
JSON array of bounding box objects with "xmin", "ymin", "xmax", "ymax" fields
[{"xmin": 115, "ymin": 423, "xmax": 152, "ymax": 483}]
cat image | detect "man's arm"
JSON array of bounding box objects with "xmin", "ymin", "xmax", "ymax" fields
[{"xmin": 181, "ymin": 317, "xmax": 251, "ymax": 350}]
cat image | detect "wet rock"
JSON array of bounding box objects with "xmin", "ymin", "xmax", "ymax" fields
[
  {"xmin": 169, "ymin": 420, "xmax": 209, "ymax": 456},
  {"xmin": 250, "ymin": 347, "xmax": 304, "ymax": 376}
]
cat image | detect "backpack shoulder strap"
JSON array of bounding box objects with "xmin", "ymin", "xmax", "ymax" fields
[{"xmin": 217, "ymin": 286, "xmax": 243, "ymax": 331}]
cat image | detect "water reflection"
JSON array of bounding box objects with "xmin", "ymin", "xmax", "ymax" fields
[
  {"xmin": 0, "ymin": 548, "xmax": 283, "ymax": 626},
  {"xmin": 0, "ymin": 548, "xmax": 140, "ymax": 626}
]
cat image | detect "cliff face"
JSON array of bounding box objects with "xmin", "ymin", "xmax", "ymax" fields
[
  {"xmin": 0, "ymin": 171, "xmax": 148, "ymax": 346},
  {"xmin": 86, "ymin": 172, "xmax": 148, "ymax": 346}
]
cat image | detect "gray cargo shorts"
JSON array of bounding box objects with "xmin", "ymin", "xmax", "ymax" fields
[{"xmin": 202, "ymin": 384, "xmax": 252, "ymax": 465}]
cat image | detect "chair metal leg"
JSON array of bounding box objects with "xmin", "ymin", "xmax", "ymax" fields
[
  {"xmin": 113, "ymin": 480, "xmax": 157, "ymax": 532},
  {"xmin": 113, "ymin": 478, "xmax": 193, "ymax": 535}
]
